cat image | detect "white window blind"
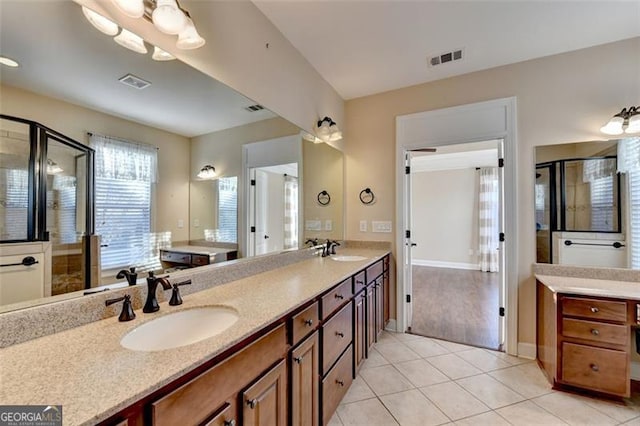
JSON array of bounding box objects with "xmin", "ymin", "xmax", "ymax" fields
[
  {"xmin": 629, "ymin": 170, "xmax": 640, "ymax": 269},
  {"xmin": 0, "ymin": 169, "xmax": 28, "ymax": 240},
  {"xmin": 590, "ymin": 175, "xmax": 615, "ymax": 231},
  {"xmin": 216, "ymin": 176, "xmax": 237, "ymax": 243},
  {"xmin": 91, "ymin": 134, "xmax": 158, "ymax": 270}
]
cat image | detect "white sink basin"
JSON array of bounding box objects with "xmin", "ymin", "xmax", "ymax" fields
[
  {"xmin": 331, "ymin": 255, "xmax": 368, "ymax": 262},
  {"xmin": 120, "ymin": 306, "xmax": 239, "ymax": 351}
]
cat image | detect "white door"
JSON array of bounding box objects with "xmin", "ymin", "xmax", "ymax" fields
[
  {"xmin": 404, "ymin": 151, "xmax": 414, "ymax": 330},
  {"xmin": 497, "ymin": 139, "xmax": 506, "ymax": 347},
  {"xmin": 253, "ymin": 169, "xmax": 270, "ymax": 256}
]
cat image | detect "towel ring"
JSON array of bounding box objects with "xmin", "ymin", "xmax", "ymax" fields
[
  {"xmin": 317, "ymin": 190, "xmax": 331, "ymax": 205},
  {"xmin": 359, "ymin": 188, "xmax": 375, "ymax": 205}
]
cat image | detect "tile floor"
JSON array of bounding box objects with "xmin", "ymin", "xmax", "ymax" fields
[{"xmin": 328, "ymin": 331, "xmax": 640, "ymax": 425}]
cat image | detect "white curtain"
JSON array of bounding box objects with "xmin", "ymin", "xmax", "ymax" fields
[
  {"xmin": 90, "ymin": 134, "xmax": 158, "ymax": 183},
  {"xmin": 478, "ymin": 167, "xmax": 500, "ymax": 272},
  {"xmin": 283, "ymin": 175, "xmax": 298, "ymax": 249},
  {"xmin": 618, "ymin": 137, "xmax": 640, "ymax": 269}
]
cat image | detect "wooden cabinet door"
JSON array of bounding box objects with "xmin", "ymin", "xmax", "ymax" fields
[
  {"xmin": 203, "ymin": 401, "xmax": 236, "ymax": 426},
  {"xmin": 242, "ymin": 360, "xmax": 287, "ymax": 426},
  {"xmin": 354, "ymin": 292, "xmax": 366, "ymax": 371},
  {"xmin": 366, "ymin": 284, "xmax": 375, "ymax": 352},
  {"xmin": 291, "ymin": 332, "xmax": 319, "ymax": 426},
  {"xmin": 375, "ymin": 277, "xmax": 384, "ymax": 339}
]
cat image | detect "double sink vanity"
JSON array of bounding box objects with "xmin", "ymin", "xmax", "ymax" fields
[{"xmin": 0, "ymin": 245, "xmax": 390, "ymax": 425}]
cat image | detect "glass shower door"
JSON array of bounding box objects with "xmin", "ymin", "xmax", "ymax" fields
[{"xmin": 535, "ymin": 165, "xmax": 553, "ymax": 263}]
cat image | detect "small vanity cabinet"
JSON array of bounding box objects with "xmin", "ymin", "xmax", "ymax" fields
[
  {"xmin": 100, "ymin": 254, "xmax": 391, "ymax": 426},
  {"xmin": 537, "ymin": 281, "xmax": 632, "ymax": 397}
]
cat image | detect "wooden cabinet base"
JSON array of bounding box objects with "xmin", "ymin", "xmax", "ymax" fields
[
  {"xmin": 561, "ymin": 342, "xmax": 629, "ymax": 397},
  {"xmin": 322, "ymin": 346, "xmax": 354, "ymax": 424},
  {"xmin": 242, "ymin": 360, "xmax": 287, "ymax": 426}
]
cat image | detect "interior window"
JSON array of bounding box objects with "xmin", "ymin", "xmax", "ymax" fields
[{"xmin": 216, "ymin": 176, "xmax": 237, "ymax": 243}]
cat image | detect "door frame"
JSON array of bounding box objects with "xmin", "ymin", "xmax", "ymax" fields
[{"xmin": 395, "ymin": 97, "xmax": 518, "ymax": 355}]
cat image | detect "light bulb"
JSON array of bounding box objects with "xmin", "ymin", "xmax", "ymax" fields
[
  {"xmin": 600, "ymin": 116, "xmax": 624, "ymax": 135},
  {"xmin": 82, "ymin": 6, "xmax": 119, "ymax": 36},
  {"xmin": 176, "ymin": 18, "xmax": 206, "ymax": 50},
  {"xmin": 625, "ymin": 113, "xmax": 640, "ymax": 134},
  {"xmin": 197, "ymin": 165, "xmax": 216, "ymax": 180},
  {"xmin": 112, "ymin": 0, "xmax": 145, "ymax": 18},
  {"xmin": 114, "ymin": 29, "xmax": 147, "ymax": 54},
  {"xmin": 152, "ymin": 46, "xmax": 175, "ymax": 61},
  {"xmin": 152, "ymin": 0, "xmax": 187, "ymax": 35},
  {"xmin": 0, "ymin": 56, "xmax": 19, "ymax": 68}
]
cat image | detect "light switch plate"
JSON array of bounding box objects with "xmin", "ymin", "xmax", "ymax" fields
[
  {"xmin": 306, "ymin": 220, "xmax": 322, "ymax": 231},
  {"xmin": 372, "ymin": 221, "xmax": 392, "ymax": 233},
  {"xmin": 324, "ymin": 220, "xmax": 332, "ymax": 231},
  {"xmin": 194, "ymin": 219, "xmax": 200, "ymax": 227},
  {"xmin": 177, "ymin": 219, "xmax": 184, "ymax": 228},
  {"xmin": 359, "ymin": 220, "xmax": 367, "ymax": 232}
]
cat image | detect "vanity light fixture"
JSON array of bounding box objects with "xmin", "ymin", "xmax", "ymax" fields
[
  {"xmin": 0, "ymin": 56, "xmax": 19, "ymax": 68},
  {"xmin": 46, "ymin": 159, "xmax": 63, "ymax": 175},
  {"xmin": 152, "ymin": 46, "xmax": 176, "ymax": 61},
  {"xmin": 152, "ymin": 0, "xmax": 187, "ymax": 35},
  {"xmin": 601, "ymin": 106, "xmax": 640, "ymax": 135},
  {"xmin": 197, "ymin": 165, "xmax": 216, "ymax": 180},
  {"xmin": 114, "ymin": 28, "xmax": 148, "ymax": 54},
  {"xmin": 315, "ymin": 117, "xmax": 343, "ymax": 143},
  {"xmin": 82, "ymin": 6, "xmax": 119, "ymax": 36},
  {"xmin": 112, "ymin": 0, "xmax": 145, "ymax": 19},
  {"xmin": 176, "ymin": 17, "xmax": 206, "ymax": 50}
]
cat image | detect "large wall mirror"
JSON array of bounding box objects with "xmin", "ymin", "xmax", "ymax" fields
[
  {"xmin": 535, "ymin": 139, "xmax": 639, "ymax": 269},
  {"xmin": 0, "ymin": 1, "xmax": 344, "ymax": 312}
]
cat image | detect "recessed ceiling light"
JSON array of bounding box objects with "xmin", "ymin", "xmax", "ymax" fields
[{"xmin": 0, "ymin": 56, "xmax": 19, "ymax": 67}]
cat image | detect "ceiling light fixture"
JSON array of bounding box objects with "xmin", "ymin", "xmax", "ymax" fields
[
  {"xmin": 176, "ymin": 17, "xmax": 206, "ymax": 49},
  {"xmin": 601, "ymin": 106, "xmax": 640, "ymax": 135},
  {"xmin": 82, "ymin": 6, "xmax": 119, "ymax": 36},
  {"xmin": 114, "ymin": 28, "xmax": 148, "ymax": 54},
  {"xmin": 197, "ymin": 165, "xmax": 216, "ymax": 180},
  {"xmin": 0, "ymin": 56, "xmax": 19, "ymax": 68},
  {"xmin": 315, "ymin": 116, "xmax": 343, "ymax": 143},
  {"xmin": 46, "ymin": 159, "xmax": 63, "ymax": 175},
  {"xmin": 112, "ymin": 0, "xmax": 145, "ymax": 19},
  {"xmin": 152, "ymin": 0, "xmax": 187, "ymax": 35},
  {"xmin": 152, "ymin": 46, "xmax": 176, "ymax": 61}
]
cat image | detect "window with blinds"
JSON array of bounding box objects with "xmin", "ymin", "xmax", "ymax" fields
[
  {"xmin": 590, "ymin": 175, "xmax": 615, "ymax": 231},
  {"xmin": 217, "ymin": 177, "xmax": 237, "ymax": 243},
  {"xmin": 0, "ymin": 169, "xmax": 28, "ymax": 240},
  {"xmin": 629, "ymin": 170, "xmax": 640, "ymax": 269}
]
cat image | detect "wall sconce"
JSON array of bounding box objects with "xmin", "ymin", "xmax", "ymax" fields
[
  {"xmin": 82, "ymin": 0, "xmax": 205, "ymax": 61},
  {"xmin": 359, "ymin": 188, "xmax": 375, "ymax": 205},
  {"xmin": 314, "ymin": 117, "xmax": 343, "ymax": 143},
  {"xmin": 601, "ymin": 106, "xmax": 640, "ymax": 135},
  {"xmin": 46, "ymin": 159, "xmax": 63, "ymax": 175},
  {"xmin": 197, "ymin": 165, "xmax": 216, "ymax": 180}
]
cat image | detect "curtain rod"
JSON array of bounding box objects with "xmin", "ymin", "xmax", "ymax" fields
[{"xmin": 86, "ymin": 131, "xmax": 159, "ymax": 150}]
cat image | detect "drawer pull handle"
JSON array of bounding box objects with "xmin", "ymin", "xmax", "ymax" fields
[
  {"xmin": 294, "ymin": 356, "xmax": 304, "ymax": 364},
  {"xmin": 335, "ymin": 294, "xmax": 344, "ymax": 300},
  {"xmin": 304, "ymin": 319, "xmax": 313, "ymax": 326},
  {"xmin": 590, "ymin": 364, "xmax": 599, "ymax": 372},
  {"xmin": 336, "ymin": 331, "xmax": 345, "ymax": 338},
  {"xmin": 590, "ymin": 307, "xmax": 599, "ymax": 313},
  {"xmin": 591, "ymin": 329, "xmax": 600, "ymax": 336},
  {"xmin": 224, "ymin": 421, "xmax": 236, "ymax": 426},
  {"xmin": 247, "ymin": 399, "xmax": 258, "ymax": 409},
  {"xmin": 356, "ymin": 280, "xmax": 364, "ymax": 285},
  {"xmin": 336, "ymin": 380, "xmax": 345, "ymax": 387}
]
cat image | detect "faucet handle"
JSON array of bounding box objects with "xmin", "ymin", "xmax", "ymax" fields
[
  {"xmin": 169, "ymin": 280, "xmax": 191, "ymax": 306},
  {"xmin": 105, "ymin": 294, "xmax": 136, "ymax": 322}
]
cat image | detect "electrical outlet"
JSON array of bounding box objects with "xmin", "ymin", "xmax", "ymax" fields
[
  {"xmin": 194, "ymin": 219, "xmax": 200, "ymax": 227},
  {"xmin": 359, "ymin": 220, "xmax": 367, "ymax": 232},
  {"xmin": 177, "ymin": 219, "xmax": 184, "ymax": 228},
  {"xmin": 372, "ymin": 221, "xmax": 392, "ymax": 233},
  {"xmin": 324, "ymin": 220, "xmax": 332, "ymax": 231}
]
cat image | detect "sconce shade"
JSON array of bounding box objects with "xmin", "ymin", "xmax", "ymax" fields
[
  {"xmin": 114, "ymin": 29, "xmax": 147, "ymax": 54},
  {"xmin": 197, "ymin": 165, "xmax": 216, "ymax": 180},
  {"xmin": 46, "ymin": 159, "xmax": 63, "ymax": 175},
  {"xmin": 177, "ymin": 17, "xmax": 206, "ymax": 49},
  {"xmin": 112, "ymin": 0, "xmax": 145, "ymax": 18},
  {"xmin": 315, "ymin": 116, "xmax": 343, "ymax": 143},
  {"xmin": 601, "ymin": 106, "xmax": 640, "ymax": 135},
  {"xmin": 152, "ymin": 0, "xmax": 187, "ymax": 35},
  {"xmin": 82, "ymin": 7, "xmax": 119, "ymax": 36},
  {"xmin": 152, "ymin": 46, "xmax": 176, "ymax": 61}
]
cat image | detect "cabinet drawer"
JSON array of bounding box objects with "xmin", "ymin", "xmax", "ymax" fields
[
  {"xmin": 322, "ymin": 346, "xmax": 353, "ymax": 423},
  {"xmin": 203, "ymin": 401, "xmax": 235, "ymax": 426},
  {"xmin": 366, "ymin": 260, "xmax": 383, "ymax": 284},
  {"xmin": 353, "ymin": 271, "xmax": 366, "ymax": 295},
  {"xmin": 562, "ymin": 318, "xmax": 628, "ymax": 346},
  {"xmin": 321, "ymin": 278, "xmax": 353, "ymax": 319},
  {"xmin": 160, "ymin": 250, "xmax": 191, "ymax": 264},
  {"xmin": 561, "ymin": 342, "xmax": 628, "ymax": 396},
  {"xmin": 291, "ymin": 302, "xmax": 319, "ymax": 346},
  {"xmin": 322, "ymin": 302, "xmax": 353, "ymax": 374},
  {"xmin": 562, "ymin": 296, "xmax": 627, "ymax": 322},
  {"xmin": 191, "ymin": 254, "xmax": 210, "ymax": 266}
]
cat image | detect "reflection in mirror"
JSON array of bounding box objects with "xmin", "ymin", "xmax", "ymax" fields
[
  {"xmin": 0, "ymin": 1, "xmax": 345, "ymax": 312},
  {"xmin": 535, "ymin": 139, "xmax": 639, "ymax": 269}
]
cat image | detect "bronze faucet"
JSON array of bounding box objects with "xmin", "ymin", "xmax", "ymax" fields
[
  {"xmin": 116, "ymin": 267, "xmax": 138, "ymax": 286},
  {"xmin": 143, "ymin": 272, "xmax": 172, "ymax": 313}
]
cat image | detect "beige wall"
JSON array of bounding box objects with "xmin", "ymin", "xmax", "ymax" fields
[
  {"xmin": 76, "ymin": 0, "xmax": 344, "ymax": 137},
  {"xmin": 411, "ymin": 169, "xmax": 478, "ymax": 265},
  {"xmin": 0, "ymin": 84, "xmax": 191, "ymax": 242},
  {"xmin": 344, "ymin": 37, "xmax": 640, "ymax": 347}
]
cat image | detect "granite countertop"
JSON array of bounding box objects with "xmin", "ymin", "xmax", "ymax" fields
[
  {"xmin": 536, "ymin": 274, "xmax": 640, "ymax": 300},
  {"xmin": 0, "ymin": 248, "xmax": 388, "ymax": 426}
]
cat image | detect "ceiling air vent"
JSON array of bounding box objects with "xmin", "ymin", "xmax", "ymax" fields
[
  {"xmin": 244, "ymin": 104, "xmax": 265, "ymax": 112},
  {"xmin": 428, "ymin": 48, "xmax": 464, "ymax": 67},
  {"xmin": 118, "ymin": 73, "xmax": 151, "ymax": 90}
]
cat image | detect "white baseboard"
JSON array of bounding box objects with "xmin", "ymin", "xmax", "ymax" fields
[
  {"xmin": 385, "ymin": 319, "xmax": 398, "ymax": 332},
  {"xmin": 517, "ymin": 342, "xmax": 536, "ymax": 360},
  {"xmin": 412, "ymin": 259, "xmax": 480, "ymax": 270}
]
